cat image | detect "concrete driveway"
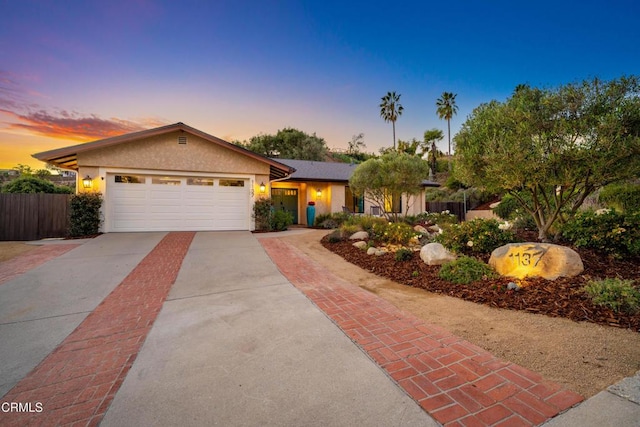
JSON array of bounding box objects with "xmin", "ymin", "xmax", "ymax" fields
[{"xmin": 0, "ymin": 232, "xmax": 435, "ymax": 426}]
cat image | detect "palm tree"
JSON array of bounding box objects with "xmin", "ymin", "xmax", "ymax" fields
[
  {"xmin": 436, "ymin": 92, "xmax": 458, "ymax": 155},
  {"xmin": 379, "ymin": 91, "xmax": 404, "ymax": 149}
]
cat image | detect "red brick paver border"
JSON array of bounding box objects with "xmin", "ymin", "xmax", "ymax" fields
[
  {"xmin": 1, "ymin": 232, "xmax": 195, "ymax": 427},
  {"xmin": 260, "ymin": 238, "xmax": 583, "ymax": 426},
  {"xmin": 0, "ymin": 245, "xmax": 81, "ymax": 285}
]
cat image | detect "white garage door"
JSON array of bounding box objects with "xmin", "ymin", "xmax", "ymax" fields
[{"xmin": 107, "ymin": 173, "xmax": 250, "ymax": 231}]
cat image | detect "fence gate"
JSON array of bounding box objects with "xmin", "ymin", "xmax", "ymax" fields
[{"xmin": 0, "ymin": 194, "xmax": 71, "ymax": 241}]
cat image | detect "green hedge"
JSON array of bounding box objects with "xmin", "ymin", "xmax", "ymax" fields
[{"xmin": 69, "ymin": 193, "xmax": 103, "ymax": 237}]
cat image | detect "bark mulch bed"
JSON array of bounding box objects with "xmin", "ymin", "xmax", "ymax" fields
[{"xmin": 321, "ymin": 237, "xmax": 640, "ymax": 332}]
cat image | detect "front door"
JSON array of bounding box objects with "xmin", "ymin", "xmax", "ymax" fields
[{"xmin": 271, "ymin": 188, "xmax": 298, "ymax": 224}]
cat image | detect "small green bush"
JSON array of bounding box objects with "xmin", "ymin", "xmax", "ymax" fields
[
  {"xmin": 272, "ymin": 210, "xmax": 293, "ymax": 231},
  {"xmin": 346, "ymin": 215, "xmax": 387, "ymax": 234},
  {"xmin": 435, "ymin": 218, "xmax": 519, "ymax": 255},
  {"xmin": 370, "ymin": 222, "xmax": 417, "ymax": 245},
  {"xmin": 253, "ymin": 198, "xmax": 273, "ymax": 231},
  {"xmin": 315, "ymin": 212, "xmax": 350, "ymax": 229},
  {"xmin": 339, "ymin": 224, "xmax": 361, "ymax": 238},
  {"xmin": 69, "ymin": 192, "xmax": 103, "ymax": 237},
  {"xmin": 599, "ymin": 182, "xmax": 640, "ymax": 213},
  {"xmin": 394, "ymin": 248, "xmax": 414, "ymax": 262},
  {"xmin": 327, "ymin": 230, "xmax": 342, "ymax": 243},
  {"xmin": 402, "ymin": 211, "xmax": 458, "ymax": 227},
  {"xmin": 253, "ymin": 198, "xmax": 293, "ymax": 231},
  {"xmin": 438, "ymin": 256, "xmax": 498, "ymax": 285},
  {"xmin": 560, "ymin": 210, "xmax": 640, "ymax": 258},
  {"xmin": 584, "ymin": 278, "xmax": 640, "ymax": 314}
]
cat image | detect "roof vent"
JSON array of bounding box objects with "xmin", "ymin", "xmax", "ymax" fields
[{"xmin": 178, "ymin": 136, "xmax": 187, "ymax": 145}]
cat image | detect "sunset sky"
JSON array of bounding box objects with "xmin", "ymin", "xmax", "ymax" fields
[{"xmin": 1, "ymin": 0, "xmax": 639, "ymax": 170}]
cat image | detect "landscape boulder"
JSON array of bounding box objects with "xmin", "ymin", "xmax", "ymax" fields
[
  {"xmin": 352, "ymin": 241, "xmax": 367, "ymax": 249},
  {"xmin": 366, "ymin": 247, "xmax": 377, "ymax": 255},
  {"xmin": 489, "ymin": 243, "xmax": 584, "ymax": 281},
  {"xmin": 420, "ymin": 243, "xmax": 457, "ymax": 266},
  {"xmin": 413, "ymin": 225, "xmax": 428, "ymax": 234},
  {"xmin": 349, "ymin": 231, "xmax": 369, "ymax": 240}
]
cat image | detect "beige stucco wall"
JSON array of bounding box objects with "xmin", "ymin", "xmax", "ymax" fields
[{"xmin": 78, "ymin": 131, "xmax": 270, "ymax": 176}]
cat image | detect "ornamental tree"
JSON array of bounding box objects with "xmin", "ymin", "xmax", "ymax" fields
[
  {"xmin": 349, "ymin": 151, "xmax": 430, "ymax": 221},
  {"xmin": 454, "ymin": 76, "xmax": 640, "ymax": 241}
]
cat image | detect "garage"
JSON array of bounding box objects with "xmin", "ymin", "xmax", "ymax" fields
[
  {"xmin": 107, "ymin": 173, "xmax": 250, "ymax": 232},
  {"xmin": 33, "ymin": 122, "xmax": 294, "ymax": 233}
]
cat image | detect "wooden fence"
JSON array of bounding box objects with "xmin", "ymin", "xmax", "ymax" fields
[
  {"xmin": 0, "ymin": 194, "xmax": 71, "ymax": 241},
  {"xmin": 425, "ymin": 201, "xmax": 466, "ymax": 222}
]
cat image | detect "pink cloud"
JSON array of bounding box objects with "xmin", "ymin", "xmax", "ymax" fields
[
  {"xmin": 0, "ymin": 70, "xmax": 168, "ymax": 141},
  {"xmin": 1, "ymin": 109, "xmax": 167, "ymax": 141}
]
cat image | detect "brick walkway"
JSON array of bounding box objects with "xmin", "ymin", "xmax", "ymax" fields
[
  {"xmin": 1, "ymin": 232, "xmax": 195, "ymax": 427},
  {"xmin": 260, "ymin": 238, "xmax": 583, "ymax": 426},
  {"xmin": 0, "ymin": 245, "xmax": 80, "ymax": 286}
]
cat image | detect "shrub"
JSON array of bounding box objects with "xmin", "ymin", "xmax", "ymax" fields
[
  {"xmin": 314, "ymin": 213, "xmax": 332, "ymax": 227},
  {"xmin": 327, "ymin": 230, "xmax": 342, "ymax": 243},
  {"xmin": 253, "ymin": 198, "xmax": 273, "ymax": 231},
  {"xmin": 438, "ymin": 256, "xmax": 497, "ymax": 285},
  {"xmin": 370, "ymin": 222, "xmax": 417, "ymax": 245},
  {"xmin": 272, "ymin": 210, "xmax": 293, "ymax": 231},
  {"xmin": 435, "ymin": 218, "xmax": 519, "ymax": 255},
  {"xmin": 346, "ymin": 215, "xmax": 387, "ymax": 234},
  {"xmin": 599, "ymin": 182, "xmax": 640, "ymax": 213},
  {"xmin": 253, "ymin": 198, "xmax": 293, "ymax": 231},
  {"xmin": 315, "ymin": 212, "xmax": 350, "ymax": 228},
  {"xmin": 339, "ymin": 224, "xmax": 361, "ymax": 238},
  {"xmin": 560, "ymin": 210, "xmax": 640, "ymax": 258},
  {"xmin": 584, "ymin": 278, "xmax": 640, "ymax": 314},
  {"xmin": 2, "ymin": 176, "xmax": 73, "ymax": 194},
  {"xmin": 69, "ymin": 192, "xmax": 103, "ymax": 237},
  {"xmin": 394, "ymin": 248, "xmax": 414, "ymax": 262}
]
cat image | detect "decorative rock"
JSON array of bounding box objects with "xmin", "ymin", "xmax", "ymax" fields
[
  {"xmin": 352, "ymin": 241, "xmax": 367, "ymax": 249},
  {"xmin": 420, "ymin": 243, "xmax": 457, "ymax": 266},
  {"xmin": 349, "ymin": 231, "xmax": 369, "ymax": 240},
  {"xmin": 366, "ymin": 247, "xmax": 377, "ymax": 255},
  {"xmin": 489, "ymin": 243, "xmax": 584, "ymax": 280},
  {"xmin": 413, "ymin": 225, "xmax": 428, "ymax": 234},
  {"xmin": 374, "ymin": 249, "xmax": 388, "ymax": 256},
  {"xmin": 507, "ymin": 282, "xmax": 521, "ymax": 291},
  {"xmin": 427, "ymin": 225, "xmax": 442, "ymax": 234}
]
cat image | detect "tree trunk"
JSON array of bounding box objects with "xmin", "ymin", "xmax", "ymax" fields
[{"xmin": 392, "ymin": 121, "xmax": 396, "ymax": 149}]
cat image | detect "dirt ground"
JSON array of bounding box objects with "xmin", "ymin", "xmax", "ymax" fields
[
  {"xmin": 0, "ymin": 242, "xmax": 36, "ymax": 262},
  {"xmin": 280, "ymin": 229, "xmax": 640, "ymax": 398}
]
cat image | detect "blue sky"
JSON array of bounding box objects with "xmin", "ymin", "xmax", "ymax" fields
[{"xmin": 1, "ymin": 0, "xmax": 639, "ymax": 168}]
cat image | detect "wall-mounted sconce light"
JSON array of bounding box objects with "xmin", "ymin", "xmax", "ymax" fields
[
  {"xmin": 316, "ymin": 188, "xmax": 322, "ymax": 197},
  {"xmin": 82, "ymin": 175, "xmax": 93, "ymax": 189},
  {"xmin": 259, "ymin": 182, "xmax": 266, "ymax": 193}
]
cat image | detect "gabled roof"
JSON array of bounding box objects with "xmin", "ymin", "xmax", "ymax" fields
[
  {"xmin": 32, "ymin": 122, "xmax": 295, "ymax": 181},
  {"xmin": 274, "ymin": 158, "xmax": 440, "ymax": 187}
]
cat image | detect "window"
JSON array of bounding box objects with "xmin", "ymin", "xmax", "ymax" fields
[
  {"xmin": 151, "ymin": 177, "xmax": 181, "ymax": 185},
  {"xmin": 115, "ymin": 175, "xmax": 145, "ymax": 184},
  {"xmin": 345, "ymin": 186, "xmax": 364, "ymax": 213},
  {"xmin": 187, "ymin": 178, "xmax": 214, "ymax": 186},
  {"xmin": 384, "ymin": 191, "xmax": 402, "ymax": 213},
  {"xmin": 219, "ymin": 179, "xmax": 245, "ymax": 187}
]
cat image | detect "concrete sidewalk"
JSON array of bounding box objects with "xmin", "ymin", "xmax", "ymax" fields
[
  {"xmin": 101, "ymin": 231, "xmax": 436, "ymax": 426},
  {"xmin": 0, "ymin": 232, "xmax": 167, "ymax": 397}
]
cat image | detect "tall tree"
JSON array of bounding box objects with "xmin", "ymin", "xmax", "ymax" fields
[
  {"xmin": 347, "ymin": 133, "xmax": 366, "ymax": 155},
  {"xmin": 454, "ymin": 76, "xmax": 640, "ymax": 241},
  {"xmin": 379, "ymin": 91, "xmax": 404, "ymax": 149},
  {"xmin": 436, "ymin": 92, "xmax": 458, "ymax": 155},
  {"xmin": 239, "ymin": 128, "xmax": 329, "ymax": 161}
]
